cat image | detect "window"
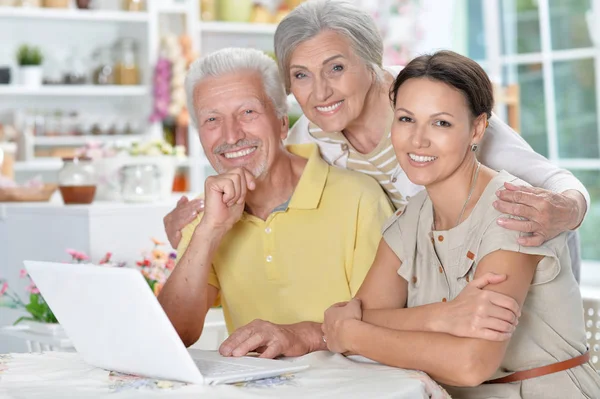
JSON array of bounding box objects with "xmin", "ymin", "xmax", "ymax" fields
[{"xmin": 466, "ymin": 0, "xmax": 599, "ymax": 280}]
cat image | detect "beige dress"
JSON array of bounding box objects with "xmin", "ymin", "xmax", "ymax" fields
[{"xmin": 382, "ymin": 170, "xmax": 600, "ymax": 399}]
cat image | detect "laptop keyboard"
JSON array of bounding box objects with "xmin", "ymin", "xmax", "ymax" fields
[{"xmin": 193, "ymin": 358, "xmax": 261, "ymax": 376}]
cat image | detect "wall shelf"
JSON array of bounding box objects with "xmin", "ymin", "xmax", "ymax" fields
[
  {"xmin": 0, "ymin": 7, "xmax": 149, "ymax": 23},
  {"xmin": 14, "ymin": 158, "xmax": 62, "ymax": 172},
  {"xmin": 199, "ymin": 22, "xmax": 277, "ymax": 35},
  {"xmin": 32, "ymin": 135, "xmax": 143, "ymax": 147},
  {"xmin": 0, "ymin": 85, "xmax": 149, "ymax": 97}
]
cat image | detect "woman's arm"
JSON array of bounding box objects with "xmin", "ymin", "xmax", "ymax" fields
[
  {"xmin": 330, "ymin": 250, "xmax": 541, "ymax": 386},
  {"xmin": 480, "ymin": 114, "xmax": 590, "ymax": 209},
  {"xmin": 353, "ymin": 240, "xmax": 520, "ymax": 340},
  {"xmin": 479, "ymin": 115, "xmax": 589, "ymax": 234}
]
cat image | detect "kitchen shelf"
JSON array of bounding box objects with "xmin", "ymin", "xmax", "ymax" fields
[
  {"xmin": 14, "ymin": 156, "xmax": 209, "ymax": 172},
  {"xmin": 0, "ymin": 85, "xmax": 149, "ymax": 97},
  {"xmin": 14, "ymin": 158, "xmax": 62, "ymax": 172},
  {"xmin": 199, "ymin": 21, "xmax": 277, "ymax": 35},
  {"xmin": 33, "ymin": 135, "xmax": 143, "ymax": 147},
  {"xmin": 0, "ymin": 6, "xmax": 149, "ymax": 23}
]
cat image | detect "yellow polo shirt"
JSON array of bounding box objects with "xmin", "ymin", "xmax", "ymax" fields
[{"xmin": 177, "ymin": 144, "xmax": 393, "ymax": 333}]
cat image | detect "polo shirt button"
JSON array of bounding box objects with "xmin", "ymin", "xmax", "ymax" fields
[
  {"xmin": 266, "ymin": 255, "xmax": 273, "ymax": 262},
  {"xmin": 412, "ymin": 276, "xmax": 418, "ymax": 284},
  {"xmin": 392, "ymin": 177, "xmax": 397, "ymax": 183},
  {"xmin": 438, "ymin": 235, "xmax": 444, "ymax": 242},
  {"xmin": 438, "ymin": 266, "xmax": 443, "ymax": 274},
  {"xmin": 442, "ymin": 298, "xmax": 447, "ymax": 302},
  {"xmin": 341, "ymin": 144, "xmax": 349, "ymax": 151},
  {"xmin": 265, "ymin": 227, "xmax": 271, "ymax": 234}
]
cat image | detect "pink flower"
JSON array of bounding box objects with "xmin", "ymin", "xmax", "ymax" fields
[
  {"xmin": 99, "ymin": 252, "xmax": 112, "ymax": 264},
  {"xmin": 0, "ymin": 282, "xmax": 8, "ymax": 295},
  {"xmin": 165, "ymin": 258, "xmax": 175, "ymax": 271},
  {"xmin": 26, "ymin": 282, "xmax": 40, "ymax": 295},
  {"xmin": 19, "ymin": 269, "xmax": 28, "ymax": 278},
  {"xmin": 66, "ymin": 249, "xmax": 78, "ymax": 257}
]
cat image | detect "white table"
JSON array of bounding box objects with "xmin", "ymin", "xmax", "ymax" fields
[
  {"xmin": 0, "ymin": 308, "xmax": 228, "ymax": 353},
  {"xmin": 0, "ymin": 351, "xmax": 451, "ymax": 398}
]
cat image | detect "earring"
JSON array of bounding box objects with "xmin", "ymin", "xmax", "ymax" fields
[
  {"xmin": 486, "ymin": 121, "xmax": 489, "ymax": 128},
  {"xmin": 471, "ymin": 143, "xmax": 478, "ymax": 152}
]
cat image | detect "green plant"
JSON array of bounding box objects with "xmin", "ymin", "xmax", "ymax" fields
[{"xmin": 16, "ymin": 45, "xmax": 43, "ymax": 66}]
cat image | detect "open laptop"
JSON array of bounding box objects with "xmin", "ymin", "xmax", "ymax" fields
[{"xmin": 24, "ymin": 260, "xmax": 309, "ymax": 385}]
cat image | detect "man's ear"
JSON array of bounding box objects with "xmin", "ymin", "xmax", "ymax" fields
[{"xmin": 280, "ymin": 115, "xmax": 289, "ymax": 140}]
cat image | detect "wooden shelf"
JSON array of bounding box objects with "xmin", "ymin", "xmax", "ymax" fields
[
  {"xmin": 199, "ymin": 21, "xmax": 277, "ymax": 35},
  {"xmin": 0, "ymin": 85, "xmax": 149, "ymax": 97},
  {"xmin": 0, "ymin": 6, "xmax": 149, "ymax": 23}
]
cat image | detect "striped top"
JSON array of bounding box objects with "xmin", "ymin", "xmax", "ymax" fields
[{"xmin": 308, "ymin": 122, "xmax": 406, "ymax": 210}]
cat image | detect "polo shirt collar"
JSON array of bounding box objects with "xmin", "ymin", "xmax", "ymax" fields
[{"xmin": 287, "ymin": 143, "xmax": 329, "ymax": 210}]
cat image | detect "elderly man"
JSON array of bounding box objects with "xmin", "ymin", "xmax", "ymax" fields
[{"xmin": 157, "ymin": 47, "xmax": 394, "ymax": 359}]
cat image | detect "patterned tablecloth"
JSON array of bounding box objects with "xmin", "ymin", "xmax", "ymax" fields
[{"xmin": 0, "ymin": 351, "xmax": 451, "ymax": 399}]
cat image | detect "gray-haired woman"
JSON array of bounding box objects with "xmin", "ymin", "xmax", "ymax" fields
[{"xmin": 164, "ymin": 0, "xmax": 588, "ymax": 278}]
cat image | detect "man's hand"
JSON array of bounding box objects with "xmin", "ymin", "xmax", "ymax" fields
[
  {"xmin": 434, "ymin": 273, "xmax": 520, "ymax": 341},
  {"xmin": 200, "ymin": 168, "xmax": 256, "ymax": 232},
  {"xmin": 494, "ymin": 183, "xmax": 586, "ymax": 246},
  {"xmin": 164, "ymin": 196, "xmax": 205, "ymax": 248},
  {"xmin": 219, "ymin": 320, "xmax": 314, "ymax": 359},
  {"xmin": 322, "ymin": 298, "xmax": 362, "ymax": 353}
]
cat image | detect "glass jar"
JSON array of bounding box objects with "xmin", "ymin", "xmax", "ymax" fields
[
  {"xmin": 58, "ymin": 157, "xmax": 97, "ymax": 204},
  {"xmin": 200, "ymin": 0, "xmax": 216, "ymax": 21},
  {"xmin": 120, "ymin": 164, "xmax": 160, "ymax": 203},
  {"xmin": 92, "ymin": 47, "xmax": 114, "ymax": 85},
  {"xmin": 122, "ymin": 0, "xmax": 144, "ymax": 12},
  {"xmin": 113, "ymin": 38, "xmax": 139, "ymax": 85}
]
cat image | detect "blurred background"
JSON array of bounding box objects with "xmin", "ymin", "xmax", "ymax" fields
[{"xmin": 0, "ymin": 0, "xmax": 598, "ymax": 284}]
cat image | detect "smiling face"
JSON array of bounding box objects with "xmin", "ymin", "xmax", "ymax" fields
[
  {"xmin": 193, "ymin": 71, "xmax": 287, "ymax": 178},
  {"xmin": 391, "ymin": 77, "xmax": 485, "ymax": 187},
  {"xmin": 288, "ymin": 30, "xmax": 374, "ymax": 133}
]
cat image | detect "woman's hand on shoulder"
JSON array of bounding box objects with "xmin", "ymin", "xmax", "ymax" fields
[
  {"xmin": 164, "ymin": 196, "xmax": 205, "ymax": 248},
  {"xmin": 493, "ymin": 182, "xmax": 585, "ymax": 246}
]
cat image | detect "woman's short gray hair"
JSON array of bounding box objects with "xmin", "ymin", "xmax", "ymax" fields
[
  {"xmin": 185, "ymin": 47, "xmax": 288, "ymax": 128},
  {"xmin": 274, "ymin": 0, "xmax": 384, "ymax": 94}
]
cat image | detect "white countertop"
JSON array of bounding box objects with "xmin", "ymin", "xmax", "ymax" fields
[{"xmin": 0, "ymin": 192, "xmax": 198, "ymax": 216}]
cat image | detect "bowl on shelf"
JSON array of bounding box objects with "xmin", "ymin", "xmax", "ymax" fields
[{"xmin": 0, "ymin": 183, "xmax": 57, "ymax": 202}]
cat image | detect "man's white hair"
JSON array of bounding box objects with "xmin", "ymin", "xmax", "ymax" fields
[{"xmin": 185, "ymin": 47, "xmax": 288, "ymax": 128}]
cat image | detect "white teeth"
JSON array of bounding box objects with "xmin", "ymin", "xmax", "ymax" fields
[
  {"xmin": 223, "ymin": 147, "xmax": 257, "ymax": 159},
  {"xmin": 316, "ymin": 101, "xmax": 343, "ymax": 112},
  {"xmin": 408, "ymin": 153, "xmax": 437, "ymax": 163}
]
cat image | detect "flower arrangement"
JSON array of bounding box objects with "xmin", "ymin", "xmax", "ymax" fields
[
  {"xmin": 74, "ymin": 141, "xmax": 121, "ymax": 160},
  {"xmin": 0, "ymin": 238, "xmax": 175, "ymax": 325},
  {"xmin": 129, "ymin": 139, "xmax": 186, "ymax": 158},
  {"xmin": 75, "ymin": 139, "xmax": 186, "ymax": 160},
  {"xmin": 136, "ymin": 238, "xmax": 176, "ymax": 296}
]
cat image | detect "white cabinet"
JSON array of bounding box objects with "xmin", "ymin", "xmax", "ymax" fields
[{"xmin": 0, "ymin": 194, "xmax": 179, "ymax": 353}]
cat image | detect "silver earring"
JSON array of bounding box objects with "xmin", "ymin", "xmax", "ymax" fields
[{"xmin": 471, "ymin": 144, "xmax": 478, "ymax": 152}]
